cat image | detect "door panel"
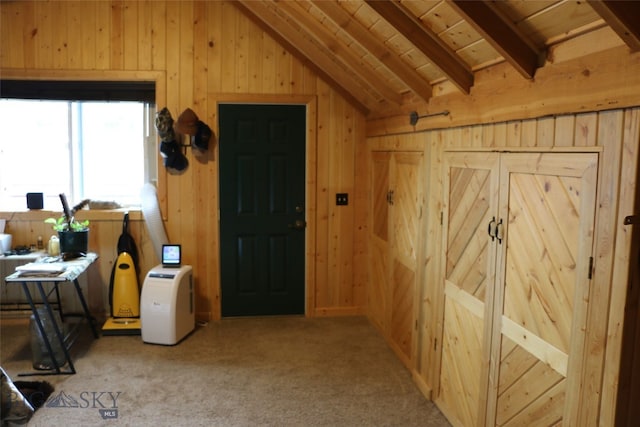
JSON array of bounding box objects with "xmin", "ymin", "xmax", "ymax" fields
[
  {"xmin": 496, "ymin": 337, "xmax": 565, "ymax": 427},
  {"xmin": 219, "ymin": 104, "xmax": 306, "ymax": 316},
  {"xmin": 369, "ymin": 151, "xmax": 423, "ymax": 367},
  {"xmin": 369, "ymin": 152, "xmax": 391, "ymax": 332},
  {"xmin": 439, "ymin": 291, "xmax": 486, "ymax": 426},
  {"xmin": 490, "ymin": 152, "xmax": 598, "ymax": 426},
  {"xmin": 439, "ymin": 151, "xmax": 598, "ymax": 427},
  {"xmin": 503, "ymin": 173, "xmax": 582, "ymax": 350},
  {"xmin": 390, "ymin": 152, "xmax": 423, "ymax": 363},
  {"xmin": 437, "ymin": 152, "xmax": 500, "ymax": 427},
  {"xmin": 372, "ymin": 152, "xmax": 390, "ymax": 242},
  {"xmin": 391, "ymin": 258, "xmax": 415, "ymax": 359},
  {"xmin": 392, "ymin": 153, "xmax": 422, "ymax": 267}
]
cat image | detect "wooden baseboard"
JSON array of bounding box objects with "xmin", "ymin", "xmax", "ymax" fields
[
  {"xmin": 196, "ymin": 311, "xmax": 212, "ymax": 322},
  {"xmin": 412, "ymin": 371, "xmax": 433, "ymax": 400}
]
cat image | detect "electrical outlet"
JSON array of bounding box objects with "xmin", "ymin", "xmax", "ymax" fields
[{"xmin": 336, "ymin": 193, "xmax": 348, "ymax": 206}]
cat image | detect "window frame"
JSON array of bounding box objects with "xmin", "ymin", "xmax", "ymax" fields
[{"xmin": 0, "ymin": 69, "xmax": 167, "ymax": 219}]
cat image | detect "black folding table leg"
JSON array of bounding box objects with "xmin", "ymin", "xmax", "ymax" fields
[
  {"xmin": 72, "ymin": 278, "xmax": 99, "ymax": 338},
  {"xmin": 54, "ymin": 282, "xmax": 64, "ymax": 322}
]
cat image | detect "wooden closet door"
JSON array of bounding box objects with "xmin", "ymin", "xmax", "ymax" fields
[
  {"xmin": 369, "ymin": 151, "xmax": 424, "ymax": 368},
  {"xmin": 437, "ymin": 152, "xmax": 500, "ymax": 427},
  {"xmin": 369, "ymin": 151, "xmax": 391, "ymax": 333},
  {"xmin": 389, "ymin": 152, "xmax": 424, "ymax": 366},
  {"xmin": 488, "ymin": 153, "xmax": 598, "ymax": 426}
]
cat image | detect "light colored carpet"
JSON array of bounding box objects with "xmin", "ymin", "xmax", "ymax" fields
[{"xmin": 1, "ymin": 315, "xmax": 450, "ymax": 426}]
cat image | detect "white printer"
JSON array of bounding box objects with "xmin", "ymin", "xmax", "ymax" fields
[{"xmin": 140, "ymin": 263, "xmax": 194, "ymax": 345}]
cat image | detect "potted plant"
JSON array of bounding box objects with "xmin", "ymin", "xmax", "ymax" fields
[{"xmin": 45, "ymin": 194, "xmax": 90, "ymax": 258}]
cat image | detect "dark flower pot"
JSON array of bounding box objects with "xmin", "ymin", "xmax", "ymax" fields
[{"xmin": 58, "ymin": 230, "xmax": 89, "ymax": 257}]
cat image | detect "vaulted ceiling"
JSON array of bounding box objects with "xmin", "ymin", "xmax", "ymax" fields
[{"xmin": 234, "ymin": 0, "xmax": 640, "ymax": 117}]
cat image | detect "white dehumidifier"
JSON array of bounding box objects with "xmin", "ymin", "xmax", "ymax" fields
[{"xmin": 140, "ymin": 265, "xmax": 194, "ymax": 345}]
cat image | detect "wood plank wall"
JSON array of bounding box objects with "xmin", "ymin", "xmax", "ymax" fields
[
  {"xmin": 2, "ymin": 1, "xmax": 639, "ymax": 425},
  {"xmin": 363, "ymin": 109, "xmax": 640, "ymax": 425},
  {"xmin": 358, "ymin": 28, "xmax": 640, "ymax": 425},
  {"xmin": 0, "ymin": 1, "xmax": 366, "ymax": 320}
]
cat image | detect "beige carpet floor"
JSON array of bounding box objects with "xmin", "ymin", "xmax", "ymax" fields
[{"xmin": 1, "ymin": 315, "xmax": 450, "ymax": 427}]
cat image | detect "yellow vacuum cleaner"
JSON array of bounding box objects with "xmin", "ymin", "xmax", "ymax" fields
[
  {"xmin": 102, "ymin": 252, "xmax": 141, "ymax": 335},
  {"xmin": 102, "ymin": 213, "xmax": 141, "ymax": 335}
]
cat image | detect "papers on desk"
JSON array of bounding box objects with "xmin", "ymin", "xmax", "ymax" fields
[
  {"xmin": 15, "ymin": 262, "xmax": 66, "ymax": 277},
  {"xmin": 5, "ymin": 253, "xmax": 98, "ymax": 282}
]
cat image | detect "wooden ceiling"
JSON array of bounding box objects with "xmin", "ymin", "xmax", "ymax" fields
[{"xmin": 234, "ymin": 0, "xmax": 640, "ymax": 117}]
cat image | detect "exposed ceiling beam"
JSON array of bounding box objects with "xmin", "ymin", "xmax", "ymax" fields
[
  {"xmin": 587, "ymin": 0, "xmax": 640, "ymax": 52},
  {"xmin": 312, "ymin": 0, "xmax": 433, "ymax": 102},
  {"xmin": 277, "ymin": 1, "xmax": 403, "ymax": 106},
  {"xmin": 365, "ymin": 0, "xmax": 473, "ymax": 94},
  {"xmin": 448, "ymin": 0, "xmax": 542, "ymax": 79},
  {"xmin": 234, "ymin": 1, "xmax": 373, "ymax": 114}
]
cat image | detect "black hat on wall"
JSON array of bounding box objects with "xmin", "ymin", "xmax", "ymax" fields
[
  {"xmin": 193, "ymin": 120, "xmax": 212, "ymax": 153},
  {"xmin": 155, "ymin": 108, "xmax": 189, "ymax": 172},
  {"xmin": 159, "ymin": 140, "xmax": 188, "ymax": 171}
]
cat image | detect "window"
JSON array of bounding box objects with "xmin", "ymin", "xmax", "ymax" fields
[{"xmin": 0, "ymin": 80, "xmax": 157, "ymax": 211}]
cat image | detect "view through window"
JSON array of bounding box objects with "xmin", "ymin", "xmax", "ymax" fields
[{"xmin": 0, "ymin": 99, "xmax": 157, "ymax": 211}]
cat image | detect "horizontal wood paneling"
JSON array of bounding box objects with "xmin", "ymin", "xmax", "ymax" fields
[{"xmin": 366, "ymin": 42, "xmax": 640, "ymax": 137}]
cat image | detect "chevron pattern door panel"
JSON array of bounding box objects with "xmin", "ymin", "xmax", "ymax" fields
[
  {"xmin": 370, "ymin": 152, "xmax": 391, "ymax": 332},
  {"xmin": 489, "ymin": 153, "xmax": 598, "ymax": 426},
  {"xmin": 438, "ymin": 151, "xmax": 597, "ymax": 427},
  {"xmin": 370, "ymin": 151, "xmax": 424, "ymax": 368},
  {"xmin": 437, "ymin": 152, "xmax": 500, "ymax": 427}
]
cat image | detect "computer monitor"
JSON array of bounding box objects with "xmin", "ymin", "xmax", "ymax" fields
[{"xmin": 162, "ymin": 244, "xmax": 181, "ymax": 268}]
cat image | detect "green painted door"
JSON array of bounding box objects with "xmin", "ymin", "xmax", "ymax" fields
[{"xmin": 219, "ymin": 104, "xmax": 306, "ymax": 316}]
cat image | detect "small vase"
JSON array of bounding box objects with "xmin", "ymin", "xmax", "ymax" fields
[{"xmin": 30, "ymin": 307, "xmax": 66, "ymax": 370}]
